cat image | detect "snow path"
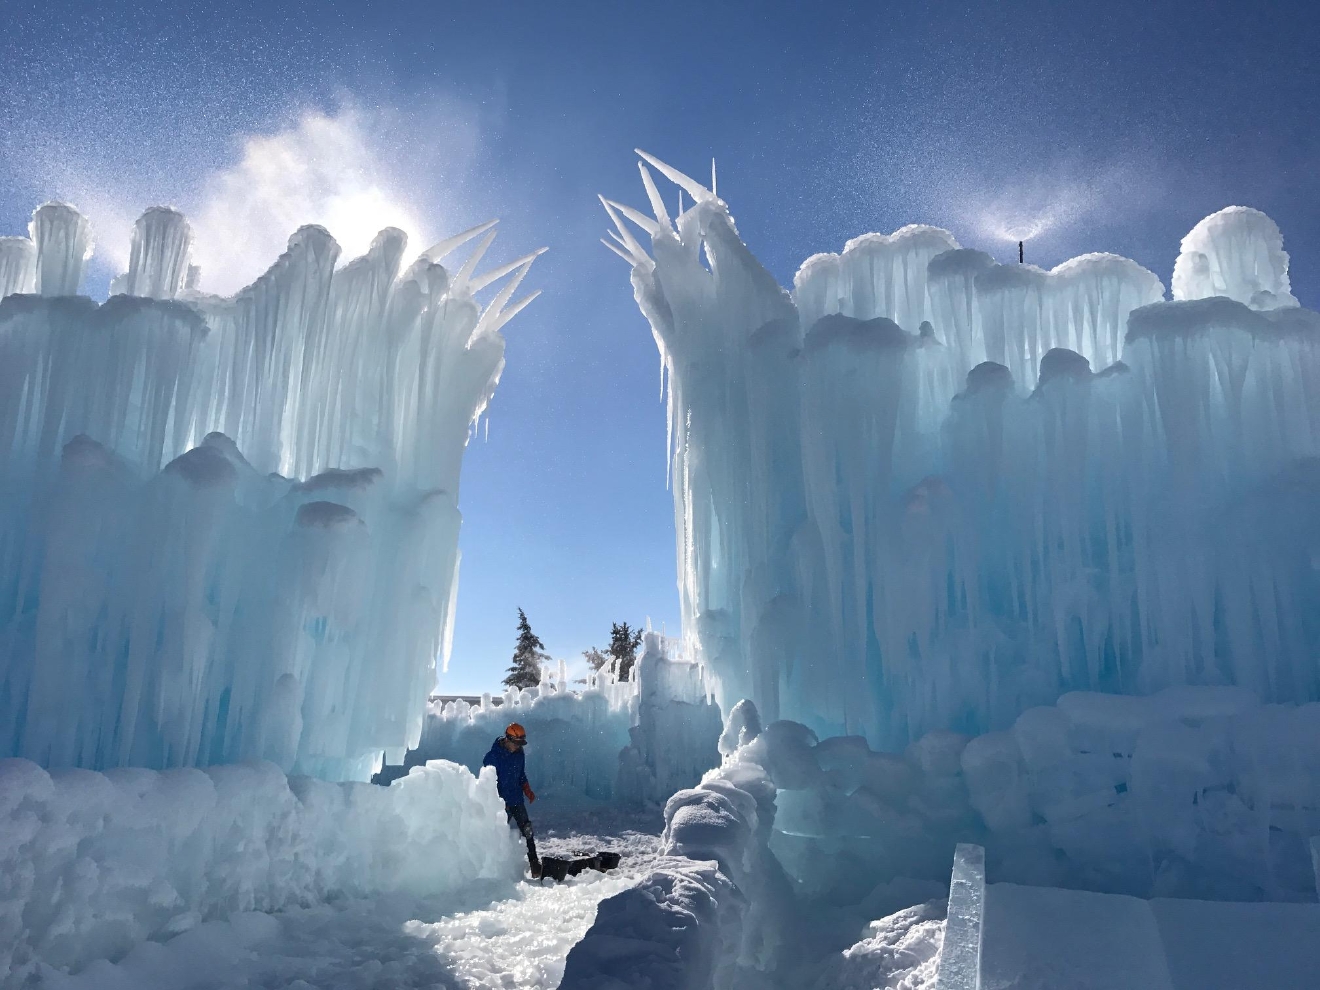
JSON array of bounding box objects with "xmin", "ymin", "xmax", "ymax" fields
[{"xmin": 43, "ymin": 805, "xmax": 663, "ymax": 990}]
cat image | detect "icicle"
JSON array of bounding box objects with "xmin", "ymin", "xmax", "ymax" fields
[
  {"xmin": 0, "ymin": 205, "xmax": 544, "ymax": 780},
  {"xmin": 612, "ymin": 155, "xmax": 1320, "ymax": 751}
]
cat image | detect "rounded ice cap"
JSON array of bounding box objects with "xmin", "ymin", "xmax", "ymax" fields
[
  {"xmin": 1035, "ymin": 347, "xmax": 1092, "ymax": 389},
  {"xmin": 956, "ymin": 361, "xmax": 1014, "ymax": 399},
  {"xmin": 1172, "ymin": 206, "xmax": 1298, "ymax": 310},
  {"xmin": 927, "ymin": 247, "xmax": 997, "ymax": 281},
  {"xmin": 60, "ymin": 434, "xmax": 114, "ymax": 471},
  {"xmin": 164, "ymin": 444, "xmax": 238, "ymax": 489},
  {"xmin": 30, "ymin": 201, "xmax": 93, "ymax": 296},
  {"xmin": 0, "ymin": 235, "xmax": 37, "ymax": 298},
  {"xmin": 295, "ymin": 500, "xmax": 362, "ymax": 530}
]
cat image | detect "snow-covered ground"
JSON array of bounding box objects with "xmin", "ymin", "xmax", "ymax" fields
[{"xmin": 36, "ymin": 803, "xmax": 663, "ymax": 990}]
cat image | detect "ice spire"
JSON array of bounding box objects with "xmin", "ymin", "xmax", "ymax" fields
[
  {"xmin": 31, "ymin": 202, "xmax": 92, "ymax": 296},
  {"xmin": 0, "ymin": 236, "xmax": 36, "ymax": 297},
  {"xmin": 125, "ymin": 207, "xmax": 193, "ymax": 299}
]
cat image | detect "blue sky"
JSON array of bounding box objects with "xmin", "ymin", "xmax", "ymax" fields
[{"xmin": 2, "ymin": 0, "xmax": 1318, "ymax": 692}]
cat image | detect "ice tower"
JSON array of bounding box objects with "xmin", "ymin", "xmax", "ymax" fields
[
  {"xmin": 604, "ymin": 154, "xmax": 1320, "ymax": 748},
  {"xmin": 0, "ymin": 201, "xmax": 544, "ymax": 780}
]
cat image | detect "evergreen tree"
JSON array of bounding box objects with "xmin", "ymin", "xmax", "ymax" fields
[
  {"xmin": 582, "ymin": 646, "xmax": 610, "ymax": 671},
  {"xmin": 608, "ymin": 621, "xmax": 645, "ymax": 681},
  {"xmin": 504, "ymin": 608, "xmax": 549, "ymax": 689}
]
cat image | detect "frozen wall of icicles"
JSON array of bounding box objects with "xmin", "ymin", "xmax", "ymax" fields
[
  {"xmin": 380, "ymin": 633, "xmax": 723, "ymax": 807},
  {"xmin": 603, "ymin": 155, "xmax": 1320, "ymax": 748},
  {"xmin": 0, "ymin": 202, "xmax": 543, "ymax": 781}
]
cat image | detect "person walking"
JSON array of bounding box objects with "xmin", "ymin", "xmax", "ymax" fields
[{"xmin": 482, "ymin": 722, "xmax": 540, "ymax": 877}]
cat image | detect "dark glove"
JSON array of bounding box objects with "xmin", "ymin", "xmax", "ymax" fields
[{"xmin": 523, "ymin": 781, "xmax": 536, "ymax": 803}]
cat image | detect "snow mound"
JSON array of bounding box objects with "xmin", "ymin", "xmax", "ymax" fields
[
  {"xmin": 809, "ymin": 900, "xmax": 945, "ymax": 990},
  {"xmin": 0, "ymin": 758, "xmax": 523, "ymax": 984}
]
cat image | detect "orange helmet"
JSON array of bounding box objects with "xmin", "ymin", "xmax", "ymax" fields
[{"xmin": 505, "ymin": 722, "xmax": 527, "ymax": 744}]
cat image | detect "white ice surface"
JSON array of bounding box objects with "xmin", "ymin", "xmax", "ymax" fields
[
  {"xmin": 33, "ymin": 803, "xmax": 662, "ymax": 990},
  {"xmin": 979, "ymin": 881, "xmax": 1320, "ymax": 990},
  {"xmin": 0, "ymin": 758, "xmax": 524, "ymax": 986},
  {"xmin": 981, "ymin": 883, "xmax": 1176, "ymax": 990}
]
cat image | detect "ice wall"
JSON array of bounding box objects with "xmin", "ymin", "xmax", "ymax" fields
[
  {"xmin": 752, "ymin": 686, "xmax": 1320, "ymax": 901},
  {"xmin": 604, "ymin": 155, "xmax": 1320, "ymax": 748},
  {"xmin": 384, "ymin": 633, "xmax": 722, "ymax": 805},
  {"xmin": 383, "ymin": 674, "xmax": 636, "ymax": 803},
  {"xmin": 616, "ymin": 632, "xmax": 725, "ymax": 805},
  {"xmin": 0, "ymin": 202, "xmax": 543, "ymax": 780}
]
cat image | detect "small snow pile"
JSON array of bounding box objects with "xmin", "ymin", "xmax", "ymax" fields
[
  {"xmin": 0, "ymin": 757, "xmax": 523, "ymax": 984},
  {"xmin": 561, "ymin": 708, "xmax": 790, "ymax": 990},
  {"xmin": 809, "ymin": 900, "xmax": 945, "ymax": 990}
]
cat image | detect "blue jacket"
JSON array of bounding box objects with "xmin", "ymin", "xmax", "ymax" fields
[{"xmin": 482, "ymin": 738, "xmax": 529, "ymax": 807}]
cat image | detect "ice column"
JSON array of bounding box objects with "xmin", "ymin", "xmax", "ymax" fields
[
  {"xmin": 31, "ymin": 201, "xmax": 92, "ymax": 296},
  {"xmin": 125, "ymin": 206, "xmax": 193, "ymax": 299},
  {"xmin": 927, "ymin": 248, "xmax": 996, "ymax": 368},
  {"xmin": 935, "ymin": 843, "xmax": 985, "ymax": 990},
  {"xmin": 0, "ymin": 236, "xmax": 36, "ymax": 296}
]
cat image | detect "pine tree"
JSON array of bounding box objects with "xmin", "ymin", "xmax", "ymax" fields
[
  {"xmin": 504, "ymin": 608, "xmax": 549, "ymax": 689},
  {"xmin": 608, "ymin": 621, "xmax": 645, "ymax": 681},
  {"xmin": 583, "ymin": 647, "xmax": 610, "ymax": 671}
]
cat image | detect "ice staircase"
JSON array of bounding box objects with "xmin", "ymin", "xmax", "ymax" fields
[{"xmin": 935, "ymin": 841, "xmax": 1320, "ymax": 990}]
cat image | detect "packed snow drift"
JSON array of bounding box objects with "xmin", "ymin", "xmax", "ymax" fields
[
  {"xmin": 0, "ymin": 202, "xmax": 543, "ymax": 780},
  {"xmin": 603, "ymin": 152, "xmax": 1320, "ymax": 752},
  {"xmin": 0, "ymin": 757, "xmax": 523, "ymax": 985}
]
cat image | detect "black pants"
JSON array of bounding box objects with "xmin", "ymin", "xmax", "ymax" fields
[{"xmin": 506, "ymin": 803, "xmax": 539, "ymax": 871}]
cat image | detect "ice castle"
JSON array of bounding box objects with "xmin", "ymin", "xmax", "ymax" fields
[
  {"xmin": 0, "ymin": 203, "xmax": 543, "ymax": 780},
  {"xmin": 604, "ymin": 152, "xmax": 1320, "ymax": 749}
]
